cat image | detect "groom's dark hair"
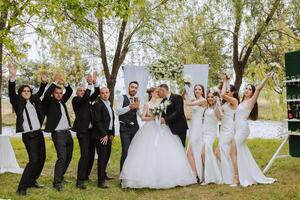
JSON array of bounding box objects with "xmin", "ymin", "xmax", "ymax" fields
[{"xmin": 159, "ymin": 84, "xmax": 169, "ymax": 91}]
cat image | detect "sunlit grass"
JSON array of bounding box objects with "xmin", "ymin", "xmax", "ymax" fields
[{"xmin": 1, "ymin": 137, "xmax": 300, "ymax": 200}]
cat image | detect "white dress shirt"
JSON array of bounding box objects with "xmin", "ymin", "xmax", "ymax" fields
[
  {"xmin": 115, "ymin": 95, "xmax": 142, "ymax": 117},
  {"xmin": 102, "ymin": 99, "xmax": 113, "ymax": 130},
  {"xmin": 22, "ymin": 100, "xmax": 41, "ymax": 133},
  {"xmin": 55, "ymin": 102, "xmax": 70, "ymax": 131}
]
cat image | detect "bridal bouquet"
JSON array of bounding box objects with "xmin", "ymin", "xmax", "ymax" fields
[{"xmin": 149, "ymin": 100, "xmax": 171, "ymax": 116}]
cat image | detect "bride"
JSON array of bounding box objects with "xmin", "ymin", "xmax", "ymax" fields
[{"xmin": 120, "ymin": 87, "xmax": 197, "ymax": 189}]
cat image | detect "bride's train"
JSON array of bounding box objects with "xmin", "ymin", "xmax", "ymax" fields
[{"xmin": 120, "ymin": 121, "xmax": 197, "ymax": 189}]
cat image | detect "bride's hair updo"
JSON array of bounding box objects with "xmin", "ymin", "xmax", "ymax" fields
[{"xmin": 147, "ymin": 87, "xmax": 157, "ymax": 101}]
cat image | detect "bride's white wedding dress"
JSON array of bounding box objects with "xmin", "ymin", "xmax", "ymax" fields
[
  {"xmin": 120, "ymin": 101, "xmax": 197, "ymax": 189},
  {"xmin": 234, "ymin": 101, "xmax": 276, "ymax": 187}
]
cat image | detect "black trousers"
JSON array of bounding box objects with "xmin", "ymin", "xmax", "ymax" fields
[
  {"xmin": 178, "ymin": 132, "xmax": 187, "ymax": 147},
  {"xmin": 76, "ymin": 129, "xmax": 95, "ymax": 184},
  {"xmin": 51, "ymin": 130, "xmax": 73, "ymax": 185},
  {"xmin": 119, "ymin": 125, "xmax": 139, "ymax": 172},
  {"xmin": 18, "ymin": 130, "xmax": 46, "ymax": 191},
  {"xmin": 95, "ymin": 132, "xmax": 112, "ymax": 184}
]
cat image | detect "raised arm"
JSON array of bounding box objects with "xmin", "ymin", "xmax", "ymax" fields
[
  {"xmin": 89, "ymin": 71, "xmax": 100, "ymax": 102},
  {"xmin": 34, "ymin": 72, "xmax": 48, "ymax": 98},
  {"xmin": 7, "ymin": 63, "xmax": 18, "ymax": 107},
  {"xmin": 249, "ymin": 72, "xmax": 273, "ymax": 106},
  {"xmin": 141, "ymin": 104, "xmax": 155, "ymax": 121},
  {"xmin": 220, "ymin": 74, "xmax": 238, "ymax": 107},
  {"xmin": 185, "ymin": 97, "xmax": 207, "ymax": 106},
  {"xmin": 62, "ymin": 84, "xmax": 73, "ymax": 103},
  {"xmin": 89, "ymin": 86, "xmax": 99, "ymax": 102},
  {"xmin": 42, "ymin": 83, "xmax": 56, "ymax": 107}
]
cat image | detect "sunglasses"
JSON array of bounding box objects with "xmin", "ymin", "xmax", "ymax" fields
[{"xmin": 22, "ymin": 90, "xmax": 31, "ymax": 93}]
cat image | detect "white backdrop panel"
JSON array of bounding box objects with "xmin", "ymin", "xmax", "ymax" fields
[
  {"xmin": 183, "ymin": 64, "xmax": 210, "ymax": 92},
  {"xmin": 123, "ymin": 65, "xmax": 150, "ymax": 104}
]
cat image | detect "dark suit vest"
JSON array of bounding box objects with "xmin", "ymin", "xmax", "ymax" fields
[{"xmin": 118, "ymin": 95, "xmax": 139, "ymax": 129}]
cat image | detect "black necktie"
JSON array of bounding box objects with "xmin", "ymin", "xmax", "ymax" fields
[{"xmin": 24, "ymin": 106, "xmax": 33, "ymax": 130}]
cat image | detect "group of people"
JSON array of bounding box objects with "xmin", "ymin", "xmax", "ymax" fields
[
  {"xmin": 7, "ymin": 61, "xmax": 276, "ymax": 196},
  {"xmin": 8, "ymin": 63, "xmax": 117, "ymax": 196},
  {"xmin": 119, "ymin": 72, "xmax": 276, "ymax": 189}
]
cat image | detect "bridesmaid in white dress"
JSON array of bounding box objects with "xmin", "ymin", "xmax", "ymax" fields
[
  {"xmin": 201, "ymin": 90, "xmax": 223, "ymax": 184},
  {"xmin": 120, "ymin": 87, "xmax": 197, "ymax": 189},
  {"xmin": 184, "ymin": 84, "xmax": 207, "ymax": 183},
  {"xmin": 232, "ymin": 72, "xmax": 276, "ymax": 187},
  {"xmin": 215, "ymin": 74, "xmax": 239, "ymax": 186}
]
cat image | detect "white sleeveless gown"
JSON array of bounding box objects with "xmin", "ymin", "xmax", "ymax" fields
[
  {"xmin": 234, "ymin": 102, "xmax": 276, "ymax": 187},
  {"xmin": 219, "ymin": 103, "xmax": 235, "ymax": 184},
  {"xmin": 188, "ymin": 106, "xmax": 205, "ymax": 181},
  {"xmin": 120, "ymin": 102, "xmax": 197, "ymax": 189},
  {"xmin": 202, "ymin": 107, "xmax": 223, "ymax": 184}
]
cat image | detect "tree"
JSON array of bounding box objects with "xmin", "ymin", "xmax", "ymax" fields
[{"xmin": 42, "ymin": 0, "xmax": 174, "ymax": 103}]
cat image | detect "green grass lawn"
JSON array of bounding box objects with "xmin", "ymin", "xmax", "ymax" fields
[{"xmin": 1, "ymin": 137, "xmax": 300, "ymax": 200}]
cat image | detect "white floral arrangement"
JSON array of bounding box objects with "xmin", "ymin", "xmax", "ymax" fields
[
  {"xmin": 209, "ymin": 86, "xmax": 220, "ymax": 94},
  {"xmin": 149, "ymin": 57, "xmax": 184, "ymax": 89},
  {"xmin": 149, "ymin": 100, "xmax": 171, "ymax": 116},
  {"xmin": 184, "ymin": 74, "xmax": 192, "ymax": 84},
  {"xmin": 269, "ymin": 62, "xmax": 280, "ymax": 72}
]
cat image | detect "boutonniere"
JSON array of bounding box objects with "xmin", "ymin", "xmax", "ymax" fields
[{"xmin": 163, "ymin": 100, "xmax": 171, "ymax": 107}]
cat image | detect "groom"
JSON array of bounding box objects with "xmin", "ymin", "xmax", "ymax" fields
[{"xmin": 159, "ymin": 84, "xmax": 188, "ymax": 147}]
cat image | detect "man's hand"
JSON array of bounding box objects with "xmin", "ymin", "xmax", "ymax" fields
[
  {"xmin": 100, "ymin": 135, "xmax": 108, "ymax": 145},
  {"xmin": 160, "ymin": 117, "xmax": 166, "ymax": 124},
  {"xmin": 92, "ymin": 71, "xmax": 98, "ymax": 83},
  {"xmin": 54, "ymin": 73, "xmax": 65, "ymax": 85},
  {"xmin": 109, "ymin": 135, "xmax": 114, "ymax": 142},
  {"xmin": 40, "ymin": 72, "xmax": 48, "ymax": 83},
  {"xmin": 129, "ymin": 102, "xmax": 136, "ymax": 110},
  {"xmin": 134, "ymin": 98, "xmax": 140, "ymax": 110},
  {"xmin": 7, "ymin": 62, "xmax": 17, "ymax": 79},
  {"xmin": 87, "ymin": 74, "xmax": 93, "ymax": 85}
]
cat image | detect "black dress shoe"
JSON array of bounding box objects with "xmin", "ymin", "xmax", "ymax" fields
[
  {"xmin": 196, "ymin": 176, "xmax": 200, "ymax": 184},
  {"xmin": 31, "ymin": 183, "xmax": 44, "ymax": 188},
  {"xmin": 76, "ymin": 183, "xmax": 87, "ymax": 190},
  {"xmin": 97, "ymin": 182, "xmax": 109, "ymax": 189},
  {"xmin": 53, "ymin": 184, "xmax": 62, "ymax": 192},
  {"xmin": 105, "ymin": 175, "xmax": 114, "ymax": 180},
  {"xmin": 16, "ymin": 189, "xmax": 27, "ymax": 196}
]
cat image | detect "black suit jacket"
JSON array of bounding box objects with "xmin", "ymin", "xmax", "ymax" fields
[
  {"xmin": 72, "ymin": 86, "xmax": 99, "ymax": 133},
  {"xmin": 42, "ymin": 83, "xmax": 73, "ymax": 132},
  {"xmin": 162, "ymin": 93, "xmax": 188, "ymax": 135},
  {"xmin": 92, "ymin": 99, "xmax": 115, "ymax": 139},
  {"xmin": 8, "ymin": 80, "xmax": 47, "ymax": 133}
]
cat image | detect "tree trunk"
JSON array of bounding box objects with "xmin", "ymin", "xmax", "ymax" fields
[
  {"xmin": 234, "ymin": 62, "xmax": 244, "ymax": 92},
  {"xmin": 107, "ymin": 77, "xmax": 116, "ymax": 105},
  {"xmin": 0, "ymin": 42, "xmax": 3, "ymax": 134}
]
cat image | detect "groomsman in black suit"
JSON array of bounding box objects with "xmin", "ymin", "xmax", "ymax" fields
[
  {"xmin": 72, "ymin": 73, "xmax": 99, "ymax": 189},
  {"xmin": 92, "ymin": 87, "xmax": 115, "ymax": 188},
  {"xmin": 116, "ymin": 81, "xmax": 140, "ymax": 172},
  {"xmin": 42, "ymin": 74, "xmax": 73, "ymax": 191},
  {"xmin": 7, "ymin": 63, "xmax": 47, "ymax": 196}
]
